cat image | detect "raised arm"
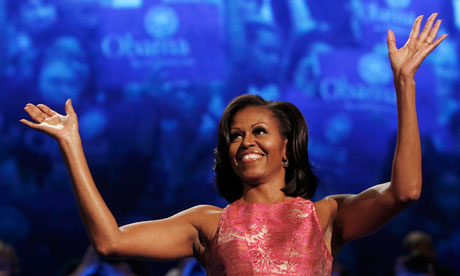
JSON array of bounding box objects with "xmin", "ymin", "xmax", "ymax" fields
[
  {"xmin": 20, "ymin": 100, "xmax": 220, "ymax": 260},
  {"xmin": 328, "ymin": 13, "xmax": 447, "ymax": 251}
]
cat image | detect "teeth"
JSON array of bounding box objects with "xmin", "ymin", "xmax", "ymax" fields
[{"xmin": 242, "ymin": 154, "xmax": 262, "ymax": 160}]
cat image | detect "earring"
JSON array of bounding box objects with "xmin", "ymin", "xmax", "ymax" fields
[{"xmin": 283, "ymin": 158, "xmax": 289, "ymax": 168}]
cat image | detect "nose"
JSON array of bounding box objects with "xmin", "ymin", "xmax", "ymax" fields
[{"xmin": 241, "ymin": 134, "xmax": 256, "ymax": 148}]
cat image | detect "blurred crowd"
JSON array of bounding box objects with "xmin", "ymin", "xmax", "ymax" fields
[{"xmin": 0, "ymin": 0, "xmax": 459, "ymax": 275}]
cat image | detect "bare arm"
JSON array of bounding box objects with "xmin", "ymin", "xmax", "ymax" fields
[
  {"xmin": 20, "ymin": 100, "xmax": 218, "ymax": 259},
  {"xmin": 329, "ymin": 13, "xmax": 447, "ymax": 249}
]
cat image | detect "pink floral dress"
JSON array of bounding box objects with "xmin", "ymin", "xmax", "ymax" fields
[{"xmin": 206, "ymin": 197, "xmax": 333, "ymax": 275}]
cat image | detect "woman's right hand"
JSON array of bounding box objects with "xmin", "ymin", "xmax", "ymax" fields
[{"xmin": 20, "ymin": 99, "xmax": 79, "ymax": 143}]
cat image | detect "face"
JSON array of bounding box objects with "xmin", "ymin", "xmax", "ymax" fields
[
  {"xmin": 229, "ymin": 106, "xmax": 287, "ymax": 186},
  {"xmin": 248, "ymin": 29, "xmax": 282, "ymax": 81},
  {"xmin": 39, "ymin": 60, "xmax": 82, "ymax": 104}
]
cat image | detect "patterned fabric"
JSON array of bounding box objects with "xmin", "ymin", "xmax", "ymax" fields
[{"xmin": 206, "ymin": 197, "xmax": 333, "ymax": 276}]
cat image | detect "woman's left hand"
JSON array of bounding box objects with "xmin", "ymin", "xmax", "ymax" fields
[{"xmin": 387, "ymin": 13, "xmax": 447, "ymax": 80}]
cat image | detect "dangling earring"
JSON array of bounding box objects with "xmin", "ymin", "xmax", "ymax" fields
[{"xmin": 283, "ymin": 158, "xmax": 289, "ymax": 168}]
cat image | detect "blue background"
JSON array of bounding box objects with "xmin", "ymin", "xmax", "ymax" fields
[{"xmin": 1, "ymin": 0, "xmax": 460, "ymax": 275}]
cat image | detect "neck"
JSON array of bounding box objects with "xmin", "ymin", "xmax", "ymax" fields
[{"xmin": 240, "ymin": 178, "xmax": 293, "ymax": 204}]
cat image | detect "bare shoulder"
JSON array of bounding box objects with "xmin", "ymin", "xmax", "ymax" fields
[
  {"xmin": 315, "ymin": 194, "xmax": 356, "ymax": 224},
  {"xmin": 313, "ymin": 197, "xmax": 339, "ymax": 230},
  {"xmin": 180, "ymin": 205, "xmax": 224, "ymax": 264},
  {"xmin": 184, "ymin": 205, "xmax": 223, "ymax": 221},
  {"xmin": 182, "ymin": 205, "xmax": 224, "ymax": 241},
  {"xmin": 325, "ymin": 193, "xmax": 355, "ymax": 204},
  {"xmin": 170, "ymin": 204, "xmax": 222, "ymax": 220},
  {"xmin": 314, "ymin": 196, "xmax": 338, "ymax": 209},
  {"xmin": 313, "ymin": 193, "xmax": 358, "ymax": 230},
  {"xmin": 181, "ymin": 204, "xmax": 223, "ymax": 216}
]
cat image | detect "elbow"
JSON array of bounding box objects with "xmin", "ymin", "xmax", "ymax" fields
[
  {"xmin": 93, "ymin": 242, "xmax": 116, "ymax": 257},
  {"xmin": 398, "ymin": 189, "xmax": 420, "ymax": 203},
  {"xmin": 93, "ymin": 238, "xmax": 121, "ymax": 258},
  {"xmin": 394, "ymin": 184, "xmax": 422, "ymax": 204}
]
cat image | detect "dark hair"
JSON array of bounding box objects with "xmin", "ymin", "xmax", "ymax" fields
[{"xmin": 214, "ymin": 94, "xmax": 318, "ymax": 202}]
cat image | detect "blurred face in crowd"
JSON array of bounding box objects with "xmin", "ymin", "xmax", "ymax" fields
[
  {"xmin": 247, "ymin": 28, "xmax": 282, "ymax": 84},
  {"xmin": 228, "ymin": 106, "xmax": 287, "ymax": 186},
  {"xmin": 38, "ymin": 36, "xmax": 89, "ymax": 104},
  {"xmin": 38, "ymin": 60, "xmax": 82, "ymax": 104},
  {"xmin": 237, "ymin": 0, "xmax": 262, "ymax": 20},
  {"xmin": 19, "ymin": 0, "xmax": 57, "ymax": 33}
]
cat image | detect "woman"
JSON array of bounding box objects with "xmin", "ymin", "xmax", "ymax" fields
[{"xmin": 20, "ymin": 13, "xmax": 447, "ymax": 275}]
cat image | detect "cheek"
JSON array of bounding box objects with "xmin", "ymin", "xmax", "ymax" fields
[
  {"xmin": 228, "ymin": 144, "xmax": 239, "ymax": 164},
  {"xmin": 264, "ymin": 140, "xmax": 283, "ymax": 156}
]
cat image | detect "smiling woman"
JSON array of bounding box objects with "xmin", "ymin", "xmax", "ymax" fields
[
  {"xmin": 19, "ymin": 12, "xmax": 447, "ymax": 276},
  {"xmin": 215, "ymin": 95, "xmax": 318, "ymax": 204}
]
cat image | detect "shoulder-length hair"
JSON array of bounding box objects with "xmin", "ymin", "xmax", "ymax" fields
[{"xmin": 214, "ymin": 94, "xmax": 318, "ymax": 202}]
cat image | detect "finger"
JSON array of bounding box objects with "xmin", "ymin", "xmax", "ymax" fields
[
  {"xmin": 418, "ymin": 13, "xmax": 438, "ymax": 42},
  {"xmin": 387, "ymin": 30, "xmax": 397, "ymax": 53},
  {"xmin": 411, "ymin": 34, "xmax": 448, "ymax": 69},
  {"xmin": 37, "ymin": 104, "xmax": 59, "ymax": 117},
  {"xmin": 24, "ymin": 104, "xmax": 47, "ymax": 123},
  {"xmin": 19, "ymin": 119, "xmax": 42, "ymax": 130},
  {"xmin": 428, "ymin": 34, "xmax": 448, "ymax": 50},
  {"xmin": 409, "ymin": 15, "xmax": 423, "ymax": 41},
  {"xmin": 65, "ymin": 98, "xmax": 76, "ymax": 116},
  {"xmin": 425, "ymin": 19, "xmax": 442, "ymax": 44}
]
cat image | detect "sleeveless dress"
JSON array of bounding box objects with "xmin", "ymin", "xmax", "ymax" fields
[{"xmin": 206, "ymin": 197, "xmax": 333, "ymax": 275}]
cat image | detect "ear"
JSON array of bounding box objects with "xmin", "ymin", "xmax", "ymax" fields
[{"xmin": 282, "ymin": 138, "xmax": 288, "ymax": 161}]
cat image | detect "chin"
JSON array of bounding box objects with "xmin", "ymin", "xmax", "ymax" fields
[{"xmin": 239, "ymin": 173, "xmax": 265, "ymax": 186}]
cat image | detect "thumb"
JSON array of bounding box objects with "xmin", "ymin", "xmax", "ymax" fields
[
  {"xmin": 20, "ymin": 119, "xmax": 42, "ymax": 131},
  {"xmin": 65, "ymin": 98, "xmax": 76, "ymax": 115},
  {"xmin": 387, "ymin": 30, "xmax": 397, "ymax": 53}
]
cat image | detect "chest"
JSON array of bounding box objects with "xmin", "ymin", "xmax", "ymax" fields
[{"xmin": 206, "ymin": 199, "xmax": 333, "ymax": 275}]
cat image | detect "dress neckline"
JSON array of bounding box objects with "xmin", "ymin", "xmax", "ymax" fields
[{"xmin": 235, "ymin": 196, "xmax": 302, "ymax": 205}]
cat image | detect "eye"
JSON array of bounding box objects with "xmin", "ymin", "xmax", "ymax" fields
[
  {"xmin": 253, "ymin": 127, "xmax": 267, "ymax": 135},
  {"xmin": 230, "ymin": 132, "xmax": 243, "ymax": 141}
]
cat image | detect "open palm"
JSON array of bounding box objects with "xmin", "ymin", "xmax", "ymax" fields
[
  {"xmin": 20, "ymin": 99, "xmax": 79, "ymax": 142},
  {"xmin": 388, "ymin": 13, "xmax": 447, "ymax": 79}
]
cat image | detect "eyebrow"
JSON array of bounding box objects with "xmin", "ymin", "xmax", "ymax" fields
[{"xmin": 230, "ymin": 122, "xmax": 268, "ymax": 131}]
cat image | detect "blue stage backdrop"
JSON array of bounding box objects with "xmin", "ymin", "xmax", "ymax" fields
[{"xmin": 1, "ymin": 0, "xmax": 460, "ymax": 275}]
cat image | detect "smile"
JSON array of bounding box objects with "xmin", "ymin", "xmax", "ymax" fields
[{"xmin": 241, "ymin": 153, "xmax": 264, "ymax": 162}]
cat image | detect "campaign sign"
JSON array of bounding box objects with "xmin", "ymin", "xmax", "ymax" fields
[
  {"xmin": 349, "ymin": 0, "xmax": 450, "ymax": 48},
  {"xmin": 287, "ymin": 41, "xmax": 438, "ymax": 133},
  {"xmin": 98, "ymin": 0, "xmax": 225, "ymax": 87}
]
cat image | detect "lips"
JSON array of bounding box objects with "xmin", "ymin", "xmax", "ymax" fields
[{"xmin": 239, "ymin": 152, "xmax": 265, "ymax": 162}]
